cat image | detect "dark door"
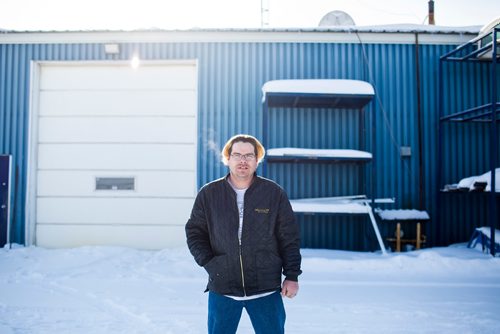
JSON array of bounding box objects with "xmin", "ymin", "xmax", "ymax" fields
[{"xmin": 0, "ymin": 155, "xmax": 11, "ymax": 246}]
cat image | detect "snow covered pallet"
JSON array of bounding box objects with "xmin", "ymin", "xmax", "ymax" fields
[{"xmin": 375, "ymin": 209, "xmax": 430, "ymax": 252}]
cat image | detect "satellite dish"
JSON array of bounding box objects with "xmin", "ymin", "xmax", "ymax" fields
[{"xmin": 319, "ymin": 10, "xmax": 355, "ymax": 27}]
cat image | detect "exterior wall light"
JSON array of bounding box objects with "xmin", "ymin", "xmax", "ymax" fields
[{"xmin": 131, "ymin": 55, "xmax": 140, "ymax": 69}]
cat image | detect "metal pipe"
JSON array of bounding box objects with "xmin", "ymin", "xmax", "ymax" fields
[
  {"xmin": 489, "ymin": 28, "xmax": 498, "ymax": 256},
  {"xmin": 437, "ymin": 48, "xmax": 444, "ymax": 246},
  {"xmin": 415, "ymin": 33, "xmax": 425, "ymax": 210},
  {"xmin": 428, "ymin": 1, "xmax": 435, "ymax": 25}
]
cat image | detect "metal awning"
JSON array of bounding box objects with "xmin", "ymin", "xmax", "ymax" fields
[{"xmin": 262, "ymin": 79, "xmax": 375, "ymax": 109}]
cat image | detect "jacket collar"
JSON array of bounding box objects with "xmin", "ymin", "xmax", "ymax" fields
[{"xmin": 224, "ymin": 173, "xmax": 260, "ymax": 192}]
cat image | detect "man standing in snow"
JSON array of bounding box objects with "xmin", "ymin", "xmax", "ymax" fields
[{"xmin": 185, "ymin": 134, "xmax": 302, "ymax": 334}]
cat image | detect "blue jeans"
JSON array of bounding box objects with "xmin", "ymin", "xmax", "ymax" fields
[{"xmin": 208, "ymin": 291, "xmax": 286, "ymax": 334}]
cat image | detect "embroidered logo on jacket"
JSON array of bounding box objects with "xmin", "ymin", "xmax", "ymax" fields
[{"xmin": 254, "ymin": 208, "xmax": 270, "ymax": 214}]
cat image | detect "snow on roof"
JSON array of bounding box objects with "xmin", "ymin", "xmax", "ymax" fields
[
  {"xmin": 0, "ymin": 25, "xmax": 478, "ymax": 46},
  {"xmin": 329, "ymin": 24, "xmax": 481, "ymax": 34},
  {"xmin": 375, "ymin": 209, "xmax": 430, "ymax": 221},
  {"xmin": 267, "ymin": 148, "xmax": 372, "ymax": 159},
  {"xmin": 262, "ymin": 79, "xmax": 374, "ymax": 99},
  {"xmin": 0, "ymin": 24, "xmax": 481, "ymax": 35},
  {"xmin": 290, "ymin": 197, "xmax": 371, "ymax": 214}
]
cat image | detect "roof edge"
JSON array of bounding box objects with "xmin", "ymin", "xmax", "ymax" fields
[{"xmin": 0, "ymin": 24, "xmax": 480, "ymax": 45}]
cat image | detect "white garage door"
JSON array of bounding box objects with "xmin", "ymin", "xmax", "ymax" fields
[{"xmin": 31, "ymin": 61, "xmax": 197, "ymax": 249}]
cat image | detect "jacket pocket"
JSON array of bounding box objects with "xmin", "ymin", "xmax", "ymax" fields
[
  {"xmin": 204, "ymin": 255, "xmax": 229, "ymax": 291},
  {"xmin": 256, "ymin": 251, "xmax": 282, "ymax": 288}
]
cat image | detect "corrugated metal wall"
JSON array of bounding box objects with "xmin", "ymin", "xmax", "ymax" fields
[{"xmin": 0, "ymin": 34, "xmax": 496, "ymax": 250}]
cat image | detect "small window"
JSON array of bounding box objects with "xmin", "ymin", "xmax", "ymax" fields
[{"xmin": 95, "ymin": 177, "xmax": 135, "ymax": 191}]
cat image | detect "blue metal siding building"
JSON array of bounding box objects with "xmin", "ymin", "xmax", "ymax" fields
[{"xmin": 0, "ymin": 27, "xmax": 495, "ymax": 250}]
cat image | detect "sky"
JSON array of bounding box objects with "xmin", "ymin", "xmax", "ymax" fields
[
  {"xmin": 1, "ymin": 242, "xmax": 500, "ymax": 333},
  {"xmin": 1, "ymin": 0, "xmax": 499, "ymax": 31}
]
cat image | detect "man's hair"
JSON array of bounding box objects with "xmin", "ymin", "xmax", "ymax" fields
[{"xmin": 221, "ymin": 134, "xmax": 266, "ymax": 165}]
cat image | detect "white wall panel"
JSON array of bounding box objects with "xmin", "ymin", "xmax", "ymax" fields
[
  {"xmin": 38, "ymin": 144, "xmax": 195, "ymax": 170},
  {"xmin": 38, "ymin": 117, "xmax": 196, "ymax": 143},
  {"xmin": 39, "ymin": 90, "xmax": 197, "ymax": 117},
  {"xmin": 37, "ymin": 197, "xmax": 192, "ymax": 225},
  {"xmin": 40, "ymin": 64, "xmax": 197, "ymax": 90},
  {"xmin": 37, "ymin": 170, "xmax": 196, "ymax": 197}
]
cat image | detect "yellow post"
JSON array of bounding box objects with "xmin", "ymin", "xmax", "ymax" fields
[
  {"xmin": 396, "ymin": 223, "xmax": 401, "ymax": 252},
  {"xmin": 416, "ymin": 222, "xmax": 421, "ymax": 249}
]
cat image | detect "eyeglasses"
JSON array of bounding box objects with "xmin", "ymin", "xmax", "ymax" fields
[{"xmin": 230, "ymin": 153, "xmax": 256, "ymax": 161}]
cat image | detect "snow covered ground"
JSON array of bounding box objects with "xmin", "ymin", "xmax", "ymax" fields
[{"xmin": 1, "ymin": 243, "xmax": 500, "ymax": 334}]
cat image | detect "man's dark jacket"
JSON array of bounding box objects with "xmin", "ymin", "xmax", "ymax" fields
[{"xmin": 185, "ymin": 174, "xmax": 302, "ymax": 297}]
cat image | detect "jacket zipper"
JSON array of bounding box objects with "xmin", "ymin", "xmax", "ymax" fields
[{"xmin": 239, "ymin": 242, "xmax": 247, "ymax": 296}]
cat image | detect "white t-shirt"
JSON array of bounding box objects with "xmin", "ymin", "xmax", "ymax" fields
[{"xmin": 234, "ymin": 187, "xmax": 246, "ymax": 245}]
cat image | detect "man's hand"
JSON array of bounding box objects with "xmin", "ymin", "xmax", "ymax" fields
[{"xmin": 281, "ymin": 279, "xmax": 299, "ymax": 299}]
